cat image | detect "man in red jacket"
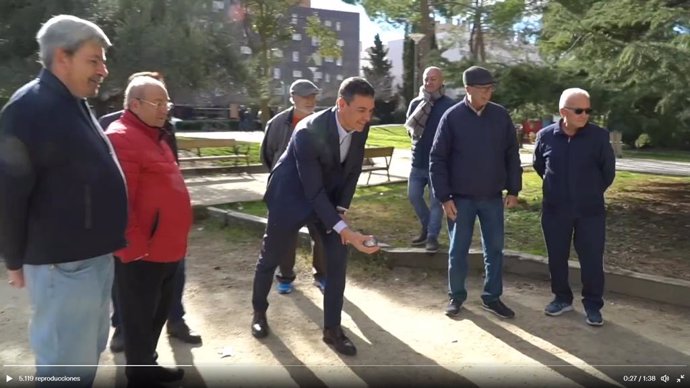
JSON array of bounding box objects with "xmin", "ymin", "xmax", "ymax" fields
[{"xmin": 106, "ymin": 75, "xmax": 193, "ymax": 387}]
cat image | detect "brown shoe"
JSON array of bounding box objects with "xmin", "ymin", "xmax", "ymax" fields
[{"xmin": 322, "ymin": 326, "xmax": 357, "ymax": 356}]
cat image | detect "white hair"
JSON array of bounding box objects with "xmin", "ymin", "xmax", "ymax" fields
[
  {"xmin": 559, "ymin": 88, "xmax": 590, "ymax": 109},
  {"xmin": 36, "ymin": 15, "xmax": 111, "ymax": 69},
  {"xmin": 123, "ymin": 76, "xmax": 167, "ymax": 109}
]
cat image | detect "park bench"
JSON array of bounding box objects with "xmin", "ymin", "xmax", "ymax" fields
[
  {"xmin": 362, "ymin": 146, "xmax": 394, "ymax": 185},
  {"xmin": 177, "ymin": 138, "xmax": 250, "ymax": 168}
]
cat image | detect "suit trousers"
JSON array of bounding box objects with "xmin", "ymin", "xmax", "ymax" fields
[
  {"xmin": 276, "ymin": 222, "xmax": 327, "ymax": 283},
  {"xmin": 114, "ymin": 259, "xmax": 179, "ymax": 381},
  {"xmin": 253, "ymin": 213, "xmax": 348, "ymax": 328},
  {"xmin": 541, "ymin": 211, "xmax": 606, "ymax": 312}
]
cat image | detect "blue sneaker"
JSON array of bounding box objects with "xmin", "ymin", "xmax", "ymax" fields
[
  {"xmin": 585, "ymin": 310, "xmax": 604, "ymax": 326},
  {"xmin": 276, "ymin": 282, "xmax": 294, "ymax": 294},
  {"xmin": 314, "ymin": 278, "xmax": 326, "ymax": 293},
  {"xmin": 544, "ymin": 300, "xmax": 574, "ymax": 316}
]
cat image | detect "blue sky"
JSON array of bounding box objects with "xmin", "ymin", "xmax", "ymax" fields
[{"xmin": 311, "ymin": 0, "xmax": 406, "ymax": 43}]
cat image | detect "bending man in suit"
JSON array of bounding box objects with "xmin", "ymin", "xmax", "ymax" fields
[{"xmin": 250, "ymin": 77, "xmax": 379, "ymax": 356}]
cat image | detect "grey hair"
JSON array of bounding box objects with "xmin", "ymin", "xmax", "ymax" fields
[
  {"xmin": 36, "ymin": 15, "xmax": 111, "ymax": 69},
  {"xmin": 123, "ymin": 76, "xmax": 167, "ymax": 109},
  {"xmin": 559, "ymin": 88, "xmax": 590, "ymax": 109}
]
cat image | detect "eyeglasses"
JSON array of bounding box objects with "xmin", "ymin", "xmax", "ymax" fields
[
  {"xmin": 564, "ymin": 107, "xmax": 593, "ymax": 115},
  {"xmin": 137, "ymin": 98, "xmax": 174, "ymax": 111}
]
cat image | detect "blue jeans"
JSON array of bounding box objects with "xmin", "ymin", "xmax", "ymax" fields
[
  {"xmin": 24, "ymin": 254, "xmax": 114, "ymax": 388},
  {"xmin": 447, "ymin": 197, "xmax": 505, "ymax": 304},
  {"xmin": 111, "ymin": 258, "xmax": 186, "ymax": 327},
  {"xmin": 408, "ymin": 166, "xmax": 443, "ymax": 239}
]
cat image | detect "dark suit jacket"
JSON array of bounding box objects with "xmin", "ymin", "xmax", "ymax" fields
[{"xmin": 264, "ymin": 107, "xmax": 368, "ymax": 230}]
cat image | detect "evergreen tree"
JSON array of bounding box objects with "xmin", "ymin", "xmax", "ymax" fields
[{"xmin": 362, "ymin": 34, "xmax": 394, "ymax": 99}]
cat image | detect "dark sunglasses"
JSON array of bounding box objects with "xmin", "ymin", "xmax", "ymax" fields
[{"xmin": 564, "ymin": 107, "xmax": 593, "ymax": 115}]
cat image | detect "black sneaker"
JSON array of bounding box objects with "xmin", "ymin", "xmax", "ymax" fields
[
  {"xmin": 481, "ymin": 299, "xmax": 516, "ymax": 319},
  {"xmin": 445, "ymin": 299, "xmax": 463, "ymax": 317},
  {"xmin": 411, "ymin": 228, "xmax": 428, "ymax": 247},
  {"xmin": 425, "ymin": 237, "xmax": 439, "ymax": 253}
]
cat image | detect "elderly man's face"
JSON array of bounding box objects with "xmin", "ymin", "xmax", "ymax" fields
[
  {"xmin": 59, "ymin": 40, "xmax": 108, "ymax": 98},
  {"xmin": 423, "ymin": 68, "xmax": 443, "ymax": 94},
  {"xmin": 132, "ymin": 84, "xmax": 171, "ymax": 128},
  {"xmin": 560, "ymin": 93, "xmax": 591, "ymax": 129},
  {"xmin": 337, "ymin": 94, "xmax": 375, "ymax": 132},
  {"xmin": 465, "ymin": 84, "xmax": 494, "ymax": 109},
  {"xmin": 292, "ymin": 94, "xmax": 317, "ymax": 117}
]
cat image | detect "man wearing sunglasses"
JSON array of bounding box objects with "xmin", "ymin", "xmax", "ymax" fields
[
  {"xmin": 430, "ymin": 66, "xmax": 522, "ymax": 319},
  {"xmin": 533, "ymin": 88, "xmax": 616, "ymax": 327}
]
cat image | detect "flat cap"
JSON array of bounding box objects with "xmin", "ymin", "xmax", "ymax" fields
[
  {"xmin": 290, "ymin": 79, "xmax": 320, "ymax": 96},
  {"xmin": 462, "ymin": 66, "xmax": 495, "ymax": 86}
]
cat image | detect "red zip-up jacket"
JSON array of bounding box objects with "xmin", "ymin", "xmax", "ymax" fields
[{"xmin": 105, "ymin": 110, "xmax": 192, "ymax": 263}]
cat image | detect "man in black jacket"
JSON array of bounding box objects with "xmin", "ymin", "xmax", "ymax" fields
[
  {"xmin": 0, "ymin": 15, "xmax": 127, "ymax": 386},
  {"xmin": 533, "ymin": 88, "xmax": 615, "ymax": 327}
]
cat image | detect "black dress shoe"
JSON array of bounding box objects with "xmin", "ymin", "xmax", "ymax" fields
[
  {"xmin": 323, "ymin": 326, "xmax": 357, "ymax": 356},
  {"xmin": 167, "ymin": 321, "xmax": 203, "ymax": 345},
  {"xmin": 152, "ymin": 365, "xmax": 185, "ymax": 382},
  {"xmin": 251, "ymin": 311, "xmax": 269, "ymax": 339}
]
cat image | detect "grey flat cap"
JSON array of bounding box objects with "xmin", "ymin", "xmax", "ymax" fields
[
  {"xmin": 290, "ymin": 79, "xmax": 320, "ymax": 96},
  {"xmin": 463, "ymin": 66, "xmax": 495, "ymax": 86}
]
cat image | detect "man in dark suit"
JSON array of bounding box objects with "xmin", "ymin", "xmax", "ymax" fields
[{"xmin": 251, "ymin": 77, "xmax": 379, "ymax": 356}]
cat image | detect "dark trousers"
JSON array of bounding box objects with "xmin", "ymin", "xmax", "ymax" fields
[
  {"xmin": 114, "ymin": 259, "xmax": 180, "ymax": 380},
  {"xmin": 276, "ymin": 222, "xmax": 326, "ymax": 283},
  {"xmin": 252, "ymin": 213, "xmax": 348, "ymax": 328},
  {"xmin": 541, "ymin": 211, "xmax": 606, "ymax": 312},
  {"xmin": 112, "ymin": 258, "xmax": 186, "ymax": 327}
]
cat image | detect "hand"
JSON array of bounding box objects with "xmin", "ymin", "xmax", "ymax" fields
[
  {"xmin": 504, "ymin": 195, "xmax": 518, "ymax": 209},
  {"xmin": 442, "ymin": 200, "xmax": 457, "ymax": 221},
  {"xmin": 340, "ymin": 228, "xmax": 380, "ymax": 254},
  {"xmin": 8, "ymin": 269, "xmax": 25, "ymax": 289}
]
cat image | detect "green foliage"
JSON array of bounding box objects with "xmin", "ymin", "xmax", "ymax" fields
[
  {"xmin": 175, "ymin": 119, "xmax": 241, "ymax": 132},
  {"xmin": 634, "ymin": 133, "xmax": 652, "ymax": 149},
  {"xmin": 305, "ymin": 15, "xmax": 341, "ymax": 59},
  {"xmin": 540, "ymin": 0, "xmax": 690, "ymax": 147}
]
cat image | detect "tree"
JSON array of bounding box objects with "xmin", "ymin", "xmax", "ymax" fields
[
  {"xmin": 362, "ymin": 34, "xmax": 397, "ymax": 123},
  {"xmin": 238, "ymin": 0, "xmax": 342, "ymax": 125},
  {"xmin": 363, "ymin": 34, "xmax": 394, "ymax": 98},
  {"xmin": 540, "ymin": 0, "xmax": 690, "ymax": 147}
]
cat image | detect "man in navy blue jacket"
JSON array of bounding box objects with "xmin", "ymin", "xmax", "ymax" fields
[
  {"xmin": 430, "ymin": 66, "xmax": 522, "ymax": 319},
  {"xmin": 405, "ymin": 67, "xmax": 455, "ymax": 253},
  {"xmin": 0, "ymin": 15, "xmax": 127, "ymax": 386},
  {"xmin": 250, "ymin": 77, "xmax": 380, "ymax": 357},
  {"xmin": 533, "ymin": 88, "xmax": 615, "ymax": 327}
]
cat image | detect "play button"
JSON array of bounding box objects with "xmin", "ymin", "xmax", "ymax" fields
[{"xmin": 6, "ymin": 375, "xmax": 13, "ymax": 382}]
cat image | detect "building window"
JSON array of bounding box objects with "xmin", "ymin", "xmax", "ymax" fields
[
  {"xmin": 336, "ymin": 21, "xmax": 341, "ymax": 31},
  {"xmin": 292, "ymin": 33, "xmax": 301, "ymax": 41},
  {"xmin": 325, "ymin": 20, "xmax": 332, "ymax": 27},
  {"xmin": 272, "ymin": 49, "xmax": 283, "ymax": 58},
  {"xmin": 212, "ymin": 1, "xmax": 224, "ymax": 11},
  {"xmin": 292, "ymin": 51, "xmax": 299, "ymax": 62},
  {"xmin": 325, "ymin": 73, "xmax": 331, "ymax": 83},
  {"xmin": 336, "ymin": 74, "xmax": 344, "ymax": 81},
  {"xmin": 273, "ymin": 68, "xmax": 281, "ymax": 79},
  {"xmin": 291, "ymin": 14, "xmax": 298, "ymax": 25},
  {"xmin": 293, "ymin": 70, "xmax": 302, "ymax": 78},
  {"xmin": 325, "ymin": 56, "xmax": 333, "ymax": 63},
  {"xmin": 240, "ymin": 46, "xmax": 252, "ymax": 55},
  {"xmin": 337, "ymin": 39, "xmax": 344, "ymax": 47},
  {"xmin": 336, "ymin": 57, "xmax": 342, "ymax": 66},
  {"xmin": 314, "ymin": 71, "xmax": 322, "ymax": 80},
  {"xmin": 312, "ymin": 37, "xmax": 319, "ymax": 46}
]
